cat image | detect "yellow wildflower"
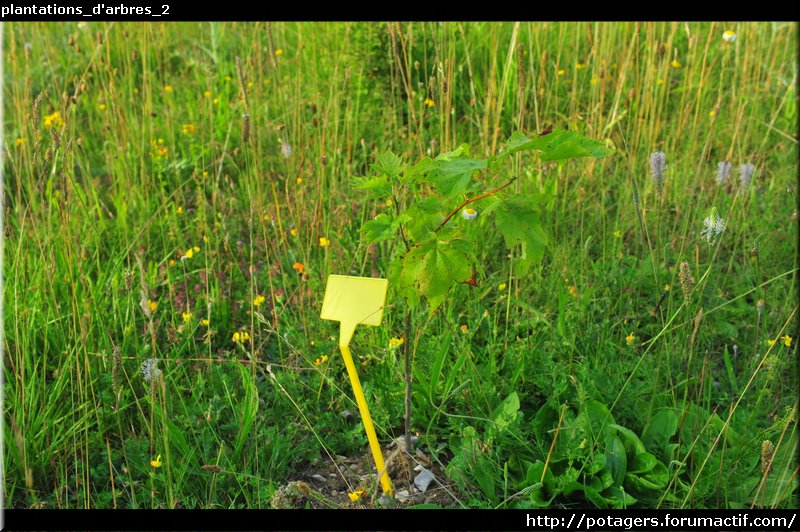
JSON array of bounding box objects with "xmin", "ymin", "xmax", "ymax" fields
[
  {"xmin": 671, "ymin": 60, "xmax": 682, "ymax": 68},
  {"xmin": 233, "ymin": 331, "xmax": 250, "ymax": 344},
  {"xmin": 657, "ymin": 79, "xmax": 664, "ymax": 86},
  {"xmin": 14, "ymin": 137, "xmax": 27, "ymax": 147},
  {"xmin": 98, "ymin": 103, "xmax": 107, "ymax": 111},
  {"xmin": 182, "ymin": 123, "xmax": 197, "ymax": 134},
  {"xmin": 176, "ymin": 206, "xmax": 183, "ymax": 214},
  {"xmin": 182, "ymin": 312, "xmax": 193, "ymax": 323},
  {"xmin": 613, "ymin": 230, "xmax": 623, "ymax": 238},
  {"xmin": 290, "ymin": 228, "xmax": 297, "ymax": 236},
  {"xmin": 185, "ymin": 248, "xmax": 194, "ymax": 259},
  {"xmin": 150, "ymin": 455, "xmax": 162, "ymax": 468},
  {"xmin": 389, "ymin": 337, "xmax": 404, "ymax": 349},
  {"xmin": 275, "ymin": 49, "xmax": 283, "ymax": 56},
  {"xmin": 626, "ymin": 333, "xmax": 636, "ymax": 345},
  {"xmin": 201, "ymin": 319, "xmax": 210, "ymax": 327},
  {"xmin": 709, "ymin": 110, "xmax": 716, "ymax": 118},
  {"xmin": 568, "ymin": 285, "xmax": 578, "ymax": 298},
  {"xmin": 314, "ymin": 355, "xmax": 328, "ymax": 366},
  {"xmin": 590, "ymin": 77, "xmax": 599, "ymax": 86},
  {"xmin": 722, "ymin": 30, "xmax": 736, "ymax": 43},
  {"xmin": 348, "ymin": 488, "xmax": 365, "ymax": 502},
  {"xmin": 193, "ymin": 246, "xmax": 200, "ymax": 253},
  {"xmin": 149, "ymin": 138, "xmax": 168, "ymax": 160},
  {"xmin": 424, "ymin": 98, "xmax": 435, "ymax": 108},
  {"xmin": 557, "ymin": 69, "xmax": 566, "ymax": 76},
  {"xmin": 460, "ymin": 325, "xmax": 468, "ymax": 333},
  {"xmin": 43, "ymin": 111, "xmax": 64, "ymax": 130},
  {"xmin": 319, "ymin": 237, "xmax": 331, "ymax": 248},
  {"xmin": 254, "ymin": 295, "xmax": 266, "ymax": 307},
  {"xmin": 212, "ymin": 98, "xmax": 219, "ymax": 105},
  {"xmin": 168, "ymin": 259, "xmax": 176, "ymax": 267},
  {"xmin": 164, "ymin": 85, "xmax": 174, "ymax": 93},
  {"xmin": 203, "ymin": 90, "xmax": 212, "ymax": 98},
  {"xmin": 292, "ymin": 262, "xmax": 304, "ymax": 274},
  {"xmin": 296, "ymin": 177, "xmax": 303, "ymax": 184},
  {"xmin": 575, "ymin": 62, "xmax": 586, "ymax": 69},
  {"xmin": 767, "ymin": 339, "xmax": 777, "ymax": 347},
  {"xmin": 498, "ymin": 283, "xmax": 507, "ymax": 291},
  {"xmin": 664, "ymin": 284, "xmax": 670, "ymax": 292},
  {"xmin": 783, "ymin": 335, "xmax": 792, "ymax": 347},
  {"xmin": 386, "ymin": 198, "xmax": 393, "ymax": 207},
  {"xmin": 148, "ymin": 300, "xmax": 158, "ymax": 312}
]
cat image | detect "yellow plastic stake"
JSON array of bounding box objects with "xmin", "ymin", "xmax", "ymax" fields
[{"xmin": 320, "ymin": 275, "xmax": 393, "ymax": 495}]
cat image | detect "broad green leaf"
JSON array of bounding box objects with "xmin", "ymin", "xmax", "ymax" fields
[
  {"xmin": 394, "ymin": 231, "xmax": 475, "ymax": 313},
  {"xmin": 370, "ymin": 150, "xmax": 405, "ymax": 179},
  {"xmin": 491, "ymin": 196, "xmax": 547, "ymax": 275},
  {"xmin": 642, "ymin": 408, "xmax": 677, "ymax": 457},
  {"xmin": 604, "ymin": 486, "xmax": 638, "ymax": 508},
  {"xmin": 608, "ymin": 423, "xmax": 646, "ymax": 456},
  {"xmin": 352, "ymin": 174, "xmax": 392, "ymax": 199},
  {"xmin": 525, "ymin": 460, "xmax": 556, "ymax": 507},
  {"xmin": 605, "ymin": 434, "xmax": 627, "ymax": 487},
  {"xmin": 498, "ymin": 129, "xmax": 612, "ymax": 162},
  {"xmin": 360, "ymin": 213, "xmax": 411, "ymax": 244},
  {"xmin": 404, "ymin": 197, "xmax": 446, "ymax": 240},
  {"xmin": 489, "ymin": 391, "xmax": 520, "ymax": 434},
  {"xmin": 408, "ymin": 144, "xmax": 487, "ymax": 197},
  {"xmin": 403, "ymin": 156, "xmax": 435, "ymax": 183},
  {"xmin": 579, "ymin": 399, "xmax": 616, "ymax": 446},
  {"xmin": 629, "ymin": 452, "xmax": 659, "ymax": 474}
]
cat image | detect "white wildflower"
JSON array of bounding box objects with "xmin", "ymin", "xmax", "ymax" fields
[
  {"xmin": 716, "ymin": 161, "xmax": 731, "ymax": 185},
  {"xmin": 462, "ymin": 208, "xmax": 478, "ymax": 220},
  {"xmin": 739, "ymin": 163, "xmax": 755, "ymax": 188},
  {"xmin": 141, "ymin": 358, "xmax": 162, "ymax": 382},
  {"xmin": 701, "ymin": 208, "xmax": 726, "ymax": 244}
]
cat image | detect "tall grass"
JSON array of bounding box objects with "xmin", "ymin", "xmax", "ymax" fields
[{"xmin": 3, "ymin": 21, "xmax": 797, "ymax": 509}]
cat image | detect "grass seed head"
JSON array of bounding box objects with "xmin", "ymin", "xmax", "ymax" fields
[
  {"xmin": 679, "ymin": 261, "xmax": 694, "ymax": 304},
  {"xmin": 241, "ymin": 113, "xmax": 251, "ymax": 144},
  {"xmin": 650, "ymin": 151, "xmax": 666, "ymax": 195},
  {"xmin": 761, "ymin": 440, "xmax": 774, "ymax": 475}
]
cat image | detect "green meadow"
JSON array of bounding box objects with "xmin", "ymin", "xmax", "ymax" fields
[{"xmin": 3, "ymin": 21, "xmax": 797, "ymax": 509}]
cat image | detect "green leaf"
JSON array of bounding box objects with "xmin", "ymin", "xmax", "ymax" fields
[
  {"xmin": 491, "ymin": 196, "xmax": 547, "ymax": 275},
  {"xmin": 360, "ymin": 213, "xmax": 411, "ymax": 244},
  {"xmin": 499, "ymin": 129, "xmax": 612, "ymax": 162},
  {"xmin": 630, "ymin": 452, "xmax": 659, "ymax": 474},
  {"xmin": 608, "ymin": 423, "xmax": 646, "ymax": 456},
  {"xmin": 579, "ymin": 399, "xmax": 616, "ymax": 446},
  {"xmin": 605, "ymin": 434, "xmax": 627, "ymax": 487},
  {"xmin": 394, "ymin": 231, "xmax": 475, "ymax": 313},
  {"xmin": 642, "ymin": 408, "xmax": 677, "ymax": 457},
  {"xmin": 403, "ymin": 157, "xmax": 435, "ymax": 183},
  {"xmin": 352, "ymin": 174, "xmax": 392, "ymax": 199},
  {"xmin": 371, "ymin": 150, "xmax": 405, "ymax": 179},
  {"xmin": 404, "ymin": 197, "xmax": 446, "ymax": 241},
  {"xmin": 489, "ymin": 391, "xmax": 520, "ymax": 435},
  {"xmin": 411, "ymin": 144, "xmax": 487, "ymax": 197}
]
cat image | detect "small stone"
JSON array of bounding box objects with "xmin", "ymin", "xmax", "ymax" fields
[
  {"xmin": 378, "ymin": 494, "xmax": 397, "ymax": 508},
  {"xmin": 311, "ymin": 474, "xmax": 327, "ymax": 483},
  {"xmin": 395, "ymin": 489, "xmax": 411, "ymax": 503},
  {"xmin": 414, "ymin": 468, "xmax": 435, "ymax": 493},
  {"xmin": 331, "ymin": 490, "xmax": 338, "ymax": 496},
  {"xmin": 340, "ymin": 409, "xmax": 355, "ymax": 421}
]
